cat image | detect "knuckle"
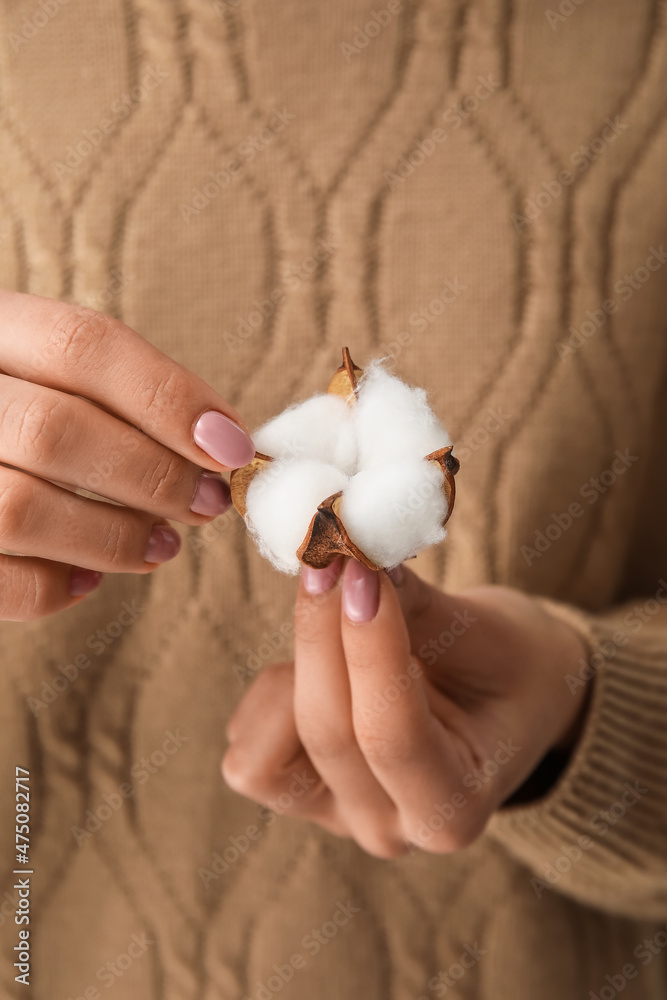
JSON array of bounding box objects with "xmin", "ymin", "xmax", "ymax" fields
[
  {"xmin": 406, "ymin": 815, "xmax": 485, "ymax": 854},
  {"xmin": 99, "ymin": 517, "xmax": 135, "ymax": 568},
  {"xmin": 420, "ymin": 825, "xmax": 482, "ymax": 854},
  {"xmin": 353, "ymin": 724, "xmax": 417, "ymax": 764},
  {"xmin": 293, "ymin": 600, "xmax": 329, "ymax": 648},
  {"xmin": 362, "ymin": 836, "xmax": 409, "ymax": 860},
  {"xmin": 221, "ymin": 748, "xmax": 266, "ymax": 799},
  {"xmin": 0, "ymin": 476, "xmax": 34, "ymax": 548},
  {"xmin": 8, "ymin": 394, "xmax": 67, "ymax": 468},
  {"xmin": 45, "ymin": 306, "xmax": 117, "ymax": 371},
  {"xmin": 141, "ymin": 448, "xmax": 188, "ymax": 508},
  {"xmin": 0, "ymin": 558, "xmax": 57, "ymax": 622},
  {"xmin": 135, "ymin": 367, "xmax": 187, "ymax": 422},
  {"xmin": 297, "ymin": 719, "xmax": 352, "ymax": 762}
]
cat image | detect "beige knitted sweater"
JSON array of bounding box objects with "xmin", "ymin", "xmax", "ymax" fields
[{"xmin": 1, "ymin": 1, "xmax": 667, "ymax": 997}]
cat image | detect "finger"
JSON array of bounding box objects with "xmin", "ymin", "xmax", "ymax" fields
[
  {"xmin": 0, "ymin": 292, "xmax": 255, "ymax": 471},
  {"xmin": 293, "ymin": 559, "xmax": 407, "ymax": 858},
  {"xmin": 0, "ymin": 465, "xmax": 181, "ymax": 573},
  {"xmin": 0, "ymin": 375, "xmax": 231, "ymax": 523},
  {"xmin": 222, "ymin": 662, "xmax": 345, "ymax": 835},
  {"xmin": 341, "ymin": 561, "xmax": 484, "ymax": 850},
  {"xmin": 386, "ymin": 563, "xmax": 488, "ymax": 695},
  {"xmin": 387, "ymin": 562, "xmax": 470, "ymax": 649},
  {"xmin": 0, "ymin": 553, "xmax": 103, "ymax": 621}
]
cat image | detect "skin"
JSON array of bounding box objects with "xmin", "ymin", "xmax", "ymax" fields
[
  {"xmin": 223, "ymin": 558, "xmax": 591, "ymax": 859},
  {"xmin": 0, "ymin": 291, "xmax": 251, "ymax": 621}
]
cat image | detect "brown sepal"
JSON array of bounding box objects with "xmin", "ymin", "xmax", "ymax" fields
[
  {"xmin": 425, "ymin": 445, "xmax": 459, "ymax": 527},
  {"xmin": 296, "ymin": 492, "xmax": 379, "ymax": 571},
  {"xmin": 327, "ymin": 346, "xmax": 362, "ymax": 405},
  {"xmin": 229, "ymin": 452, "xmax": 273, "ymax": 519}
]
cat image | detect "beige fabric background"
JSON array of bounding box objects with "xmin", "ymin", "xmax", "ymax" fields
[{"xmin": 0, "ymin": 0, "xmax": 667, "ymax": 997}]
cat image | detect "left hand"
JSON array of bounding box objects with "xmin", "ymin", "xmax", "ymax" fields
[{"xmin": 222, "ymin": 559, "xmax": 590, "ymax": 858}]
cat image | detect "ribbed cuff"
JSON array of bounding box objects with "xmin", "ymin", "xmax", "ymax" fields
[{"xmin": 487, "ymin": 598, "xmax": 667, "ymax": 920}]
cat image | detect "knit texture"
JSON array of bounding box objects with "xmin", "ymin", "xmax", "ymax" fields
[{"xmin": 1, "ymin": 1, "xmax": 667, "ymax": 997}]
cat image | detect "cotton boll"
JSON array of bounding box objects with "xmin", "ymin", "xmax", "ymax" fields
[
  {"xmin": 245, "ymin": 459, "xmax": 349, "ymax": 574},
  {"xmin": 253, "ymin": 394, "xmax": 357, "ymax": 473},
  {"xmin": 354, "ymin": 363, "xmax": 451, "ymax": 469},
  {"xmin": 339, "ymin": 459, "xmax": 448, "ymax": 568}
]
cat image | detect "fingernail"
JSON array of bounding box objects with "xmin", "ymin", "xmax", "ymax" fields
[
  {"xmin": 302, "ymin": 557, "xmax": 343, "ymax": 595},
  {"xmin": 385, "ymin": 563, "xmax": 404, "ymax": 587},
  {"xmin": 145, "ymin": 524, "xmax": 182, "ymax": 564},
  {"xmin": 190, "ymin": 472, "xmax": 232, "ymax": 516},
  {"xmin": 69, "ymin": 567, "xmax": 104, "ymax": 597},
  {"xmin": 342, "ymin": 560, "xmax": 380, "ymax": 623},
  {"xmin": 194, "ymin": 411, "xmax": 255, "ymax": 469}
]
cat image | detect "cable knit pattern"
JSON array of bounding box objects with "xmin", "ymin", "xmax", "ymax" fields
[{"xmin": 0, "ymin": 1, "xmax": 666, "ymax": 997}]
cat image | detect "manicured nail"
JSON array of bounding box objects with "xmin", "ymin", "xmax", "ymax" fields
[
  {"xmin": 69, "ymin": 567, "xmax": 104, "ymax": 597},
  {"xmin": 190, "ymin": 472, "xmax": 232, "ymax": 516},
  {"xmin": 302, "ymin": 558, "xmax": 343, "ymax": 595},
  {"xmin": 342, "ymin": 559, "xmax": 380, "ymax": 623},
  {"xmin": 385, "ymin": 563, "xmax": 404, "ymax": 587},
  {"xmin": 194, "ymin": 411, "xmax": 255, "ymax": 468},
  {"xmin": 145, "ymin": 524, "xmax": 182, "ymax": 564}
]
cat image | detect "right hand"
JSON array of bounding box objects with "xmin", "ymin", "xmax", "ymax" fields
[{"xmin": 0, "ymin": 291, "xmax": 255, "ymax": 621}]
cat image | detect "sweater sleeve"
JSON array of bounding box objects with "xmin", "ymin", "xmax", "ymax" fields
[{"xmin": 487, "ymin": 591, "xmax": 667, "ymax": 920}]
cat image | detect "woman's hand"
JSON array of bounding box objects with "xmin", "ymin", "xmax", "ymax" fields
[
  {"xmin": 222, "ymin": 559, "xmax": 590, "ymax": 858},
  {"xmin": 0, "ymin": 290, "xmax": 254, "ymax": 621}
]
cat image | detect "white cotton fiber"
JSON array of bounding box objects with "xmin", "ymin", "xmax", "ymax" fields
[
  {"xmin": 354, "ymin": 363, "xmax": 451, "ymax": 469},
  {"xmin": 339, "ymin": 459, "xmax": 448, "ymax": 567},
  {"xmin": 245, "ymin": 459, "xmax": 349, "ymax": 574},
  {"xmin": 253, "ymin": 394, "xmax": 357, "ymax": 474}
]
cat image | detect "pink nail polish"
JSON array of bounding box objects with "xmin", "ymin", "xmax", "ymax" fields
[
  {"xmin": 342, "ymin": 560, "xmax": 380, "ymax": 623},
  {"xmin": 145, "ymin": 525, "xmax": 182, "ymax": 564},
  {"xmin": 302, "ymin": 558, "xmax": 343, "ymax": 595},
  {"xmin": 193, "ymin": 411, "xmax": 255, "ymax": 469},
  {"xmin": 69, "ymin": 568, "xmax": 104, "ymax": 597},
  {"xmin": 190, "ymin": 473, "xmax": 232, "ymax": 516}
]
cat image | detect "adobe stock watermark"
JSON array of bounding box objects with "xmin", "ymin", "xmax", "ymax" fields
[
  {"xmin": 377, "ymin": 277, "xmax": 468, "ymax": 361},
  {"xmin": 212, "ymin": 0, "xmax": 242, "ymax": 18},
  {"xmin": 546, "ymin": 0, "xmax": 587, "ymax": 31},
  {"xmin": 385, "ymin": 76, "xmax": 500, "ymax": 190},
  {"xmin": 565, "ymin": 579, "xmax": 667, "ymax": 694},
  {"xmin": 199, "ymin": 770, "xmax": 317, "ymax": 888},
  {"xmin": 340, "ymin": 1, "xmax": 402, "ymax": 62},
  {"xmin": 189, "ymin": 505, "xmax": 236, "ymax": 553},
  {"xmin": 530, "ymin": 780, "xmax": 648, "ymax": 900},
  {"xmin": 70, "ymin": 729, "xmax": 189, "ymax": 846},
  {"xmin": 64, "ymin": 933, "xmax": 154, "ymax": 1000},
  {"xmin": 407, "ymin": 738, "xmax": 522, "ymax": 851},
  {"xmin": 418, "ymin": 609, "xmax": 477, "ymax": 666},
  {"xmin": 27, "ymin": 599, "xmax": 145, "ymax": 717},
  {"xmin": 557, "ymin": 245, "xmax": 667, "ymax": 360},
  {"xmin": 241, "ymin": 900, "xmax": 360, "ymax": 1000},
  {"xmin": 178, "ymin": 107, "xmax": 296, "ymax": 222},
  {"xmin": 51, "ymin": 66, "xmax": 170, "ymax": 181},
  {"xmin": 588, "ymin": 924, "xmax": 667, "ymax": 1000},
  {"xmin": 199, "ymin": 805, "xmax": 277, "ymax": 887},
  {"xmin": 233, "ymin": 536, "xmax": 342, "ymax": 685},
  {"xmin": 77, "ymin": 268, "xmax": 134, "ymax": 313},
  {"xmin": 8, "ymin": 0, "xmax": 71, "ymax": 53},
  {"xmin": 512, "ymin": 116, "xmax": 628, "ymax": 233},
  {"xmin": 418, "ymin": 941, "xmax": 486, "ymax": 999},
  {"xmin": 223, "ymin": 235, "xmax": 339, "ymax": 352},
  {"xmin": 455, "ymin": 407, "xmax": 511, "ymax": 462},
  {"xmin": 521, "ymin": 449, "xmax": 638, "ymax": 567}
]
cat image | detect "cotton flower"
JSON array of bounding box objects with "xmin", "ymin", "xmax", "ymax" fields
[{"xmin": 231, "ymin": 350, "xmax": 459, "ymax": 574}]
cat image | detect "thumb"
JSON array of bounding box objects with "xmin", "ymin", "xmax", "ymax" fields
[{"xmin": 386, "ymin": 561, "xmax": 467, "ymax": 633}]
